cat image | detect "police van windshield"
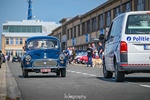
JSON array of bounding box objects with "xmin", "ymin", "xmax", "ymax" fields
[
  {"xmin": 126, "ymin": 14, "xmax": 150, "ymax": 34},
  {"xmin": 27, "ymin": 39, "xmax": 59, "ymax": 50}
]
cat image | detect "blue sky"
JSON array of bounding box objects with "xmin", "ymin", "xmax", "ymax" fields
[{"xmin": 0, "ymin": 0, "xmax": 107, "ymax": 33}]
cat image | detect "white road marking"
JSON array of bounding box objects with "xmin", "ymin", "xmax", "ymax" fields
[
  {"xmin": 67, "ymin": 70, "xmax": 97, "ymax": 77},
  {"xmin": 140, "ymin": 84, "xmax": 150, "ymax": 88},
  {"xmin": 127, "ymin": 82, "xmax": 150, "ymax": 89}
]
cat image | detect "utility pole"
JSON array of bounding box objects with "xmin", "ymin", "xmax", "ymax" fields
[{"xmin": 27, "ymin": 0, "xmax": 32, "ymax": 20}]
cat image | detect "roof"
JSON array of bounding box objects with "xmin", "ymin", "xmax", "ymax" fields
[{"xmin": 26, "ymin": 36, "xmax": 59, "ymax": 41}]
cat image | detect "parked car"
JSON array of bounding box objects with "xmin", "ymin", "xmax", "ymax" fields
[
  {"xmin": 74, "ymin": 50, "xmax": 87, "ymax": 64},
  {"xmin": 103, "ymin": 11, "xmax": 150, "ymax": 82},
  {"xmin": 12, "ymin": 56, "xmax": 21, "ymax": 63},
  {"xmin": 80, "ymin": 53, "xmax": 99, "ymax": 64},
  {"xmin": 21, "ymin": 36, "xmax": 67, "ymax": 78}
]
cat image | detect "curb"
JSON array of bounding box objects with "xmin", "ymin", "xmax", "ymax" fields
[
  {"xmin": 0, "ymin": 63, "xmax": 7, "ymax": 100},
  {"xmin": 6, "ymin": 62, "xmax": 22, "ymax": 100}
]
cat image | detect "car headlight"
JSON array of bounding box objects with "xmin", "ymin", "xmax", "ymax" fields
[
  {"xmin": 59, "ymin": 54, "xmax": 65, "ymax": 60},
  {"xmin": 25, "ymin": 55, "xmax": 31, "ymax": 61}
]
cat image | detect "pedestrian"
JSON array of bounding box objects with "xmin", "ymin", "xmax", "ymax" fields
[
  {"xmin": 86, "ymin": 44, "xmax": 93, "ymax": 67},
  {"xmin": 68, "ymin": 47, "xmax": 73, "ymax": 64},
  {"xmin": 0, "ymin": 50, "xmax": 2, "ymax": 68},
  {"xmin": 91, "ymin": 43, "xmax": 97, "ymax": 58},
  {"xmin": 72, "ymin": 47, "xmax": 76, "ymax": 65},
  {"xmin": 64, "ymin": 48, "xmax": 70, "ymax": 64},
  {"xmin": 98, "ymin": 41, "xmax": 104, "ymax": 59}
]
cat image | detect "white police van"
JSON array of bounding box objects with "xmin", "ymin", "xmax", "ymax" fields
[{"xmin": 103, "ymin": 11, "xmax": 150, "ymax": 82}]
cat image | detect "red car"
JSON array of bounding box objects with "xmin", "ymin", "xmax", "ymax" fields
[{"xmin": 80, "ymin": 54, "xmax": 99, "ymax": 64}]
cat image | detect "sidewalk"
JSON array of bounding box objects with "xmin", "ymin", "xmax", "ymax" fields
[{"xmin": 0, "ymin": 63, "xmax": 6, "ymax": 100}]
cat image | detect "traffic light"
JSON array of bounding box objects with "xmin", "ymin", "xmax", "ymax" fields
[{"xmin": 99, "ymin": 34, "xmax": 104, "ymax": 41}]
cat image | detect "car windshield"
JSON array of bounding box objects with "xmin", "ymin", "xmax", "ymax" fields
[
  {"xmin": 27, "ymin": 39, "xmax": 59, "ymax": 50},
  {"xmin": 126, "ymin": 14, "xmax": 150, "ymax": 34}
]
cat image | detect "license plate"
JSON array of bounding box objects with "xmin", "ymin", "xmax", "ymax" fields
[
  {"xmin": 144, "ymin": 45, "xmax": 150, "ymax": 50},
  {"xmin": 40, "ymin": 69, "xmax": 51, "ymax": 73},
  {"xmin": 15, "ymin": 59, "xmax": 18, "ymax": 61}
]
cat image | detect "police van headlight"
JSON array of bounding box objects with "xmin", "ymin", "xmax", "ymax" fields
[
  {"xmin": 59, "ymin": 54, "xmax": 65, "ymax": 60},
  {"xmin": 25, "ymin": 55, "xmax": 31, "ymax": 61}
]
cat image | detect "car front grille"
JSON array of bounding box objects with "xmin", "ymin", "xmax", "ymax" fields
[{"xmin": 33, "ymin": 60, "xmax": 57, "ymax": 67}]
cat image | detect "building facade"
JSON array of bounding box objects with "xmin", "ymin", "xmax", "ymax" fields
[
  {"xmin": 2, "ymin": 20, "xmax": 60, "ymax": 56},
  {"xmin": 49, "ymin": 0, "xmax": 150, "ymax": 50}
]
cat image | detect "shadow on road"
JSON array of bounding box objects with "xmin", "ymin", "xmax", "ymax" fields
[
  {"xmin": 125, "ymin": 77, "xmax": 150, "ymax": 82},
  {"xmin": 96, "ymin": 76, "xmax": 150, "ymax": 83},
  {"xmin": 18, "ymin": 75, "xmax": 62, "ymax": 78}
]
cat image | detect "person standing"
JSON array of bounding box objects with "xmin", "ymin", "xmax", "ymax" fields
[
  {"xmin": 98, "ymin": 41, "xmax": 104, "ymax": 59},
  {"xmin": 64, "ymin": 48, "xmax": 70, "ymax": 64},
  {"xmin": 91, "ymin": 43, "xmax": 97, "ymax": 58},
  {"xmin": 72, "ymin": 47, "xmax": 76, "ymax": 65},
  {"xmin": 86, "ymin": 44, "xmax": 93, "ymax": 67}
]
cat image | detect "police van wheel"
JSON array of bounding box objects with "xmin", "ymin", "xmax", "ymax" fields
[
  {"xmin": 115, "ymin": 62, "xmax": 124, "ymax": 82},
  {"xmin": 22, "ymin": 69, "xmax": 28, "ymax": 78},
  {"xmin": 61, "ymin": 68, "xmax": 66, "ymax": 77},
  {"xmin": 103, "ymin": 64, "xmax": 113, "ymax": 78}
]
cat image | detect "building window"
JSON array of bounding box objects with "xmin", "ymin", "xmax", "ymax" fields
[
  {"xmin": 15, "ymin": 50, "xmax": 22, "ymax": 56},
  {"xmin": 67, "ymin": 30, "xmax": 69, "ymax": 39},
  {"xmin": 82, "ymin": 22, "xmax": 85, "ymax": 35},
  {"xmin": 10, "ymin": 38, "xmax": 13, "ymax": 45},
  {"xmin": 5, "ymin": 25, "xmax": 42, "ymax": 33},
  {"xmin": 16, "ymin": 38, "xmax": 18, "ymax": 45},
  {"xmin": 74, "ymin": 26, "xmax": 76, "ymax": 38},
  {"xmin": 6, "ymin": 38, "xmax": 9, "ymax": 44},
  {"xmin": 6, "ymin": 50, "xmax": 13, "ymax": 56},
  {"xmin": 78, "ymin": 25, "xmax": 80, "ymax": 36},
  {"xmin": 92, "ymin": 17, "xmax": 96, "ymax": 31},
  {"xmin": 114, "ymin": 6, "xmax": 120, "ymax": 17},
  {"xmin": 106, "ymin": 11, "xmax": 111, "ymax": 26},
  {"xmin": 100, "ymin": 14, "xmax": 104, "ymax": 29},
  {"xmin": 87, "ymin": 20, "xmax": 90, "ymax": 33},
  {"xmin": 3, "ymin": 25, "xmax": 8, "ymax": 32},
  {"xmin": 70, "ymin": 28, "xmax": 73, "ymax": 39},
  {"xmin": 124, "ymin": 1, "xmax": 131, "ymax": 12},
  {"xmin": 20, "ymin": 38, "xmax": 23, "ymax": 44},
  {"xmin": 136, "ymin": 0, "xmax": 145, "ymax": 11}
]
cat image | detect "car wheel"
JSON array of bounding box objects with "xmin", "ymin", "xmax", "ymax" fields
[
  {"xmin": 22, "ymin": 69, "xmax": 28, "ymax": 78},
  {"xmin": 61, "ymin": 68, "xmax": 66, "ymax": 77},
  {"xmin": 103, "ymin": 63, "xmax": 113, "ymax": 78},
  {"xmin": 56, "ymin": 71, "xmax": 60, "ymax": 76},
  {"xmin": 0, "ymin": 64, "xmax": 1, "ymax": 69},
  {"xmin": 115, "ymin": 61, "xmax": 124, "ymax": 82}
]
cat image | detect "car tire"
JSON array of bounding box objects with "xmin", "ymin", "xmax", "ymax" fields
[
  {"xmin": 0, "ymin": 64, "xmax": 1, "ymax": 69},
  {"xmin": 103, "ymin": 63, "xmax": 113, "ymax": 78},
  {"xmin": 115, "ymin": 61, "xmax": 124, "ymax": 82},
  {"xmin": 61, "ymin": 68, "xmax": 66, "ymax": 77},
  {"xmin": 22, "ymin": 69, "xmax": 28, "ymax": 78},
  {"xmin": 56, "ymin": 71, "xmax": 60, "ymax": 76}
]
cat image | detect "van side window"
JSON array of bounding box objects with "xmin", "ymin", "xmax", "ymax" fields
[
  {"xmin": 108, "ymin": 16, "xmax": 123, "ymax": 39},
  {"xmin": 115, "ymin": 16, "xmax": 123, "ymax": 36}
]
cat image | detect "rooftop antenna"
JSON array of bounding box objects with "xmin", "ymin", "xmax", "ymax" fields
[{"xmin": 27, "ymin": 0, "xmax": 32, "ymax": 20}]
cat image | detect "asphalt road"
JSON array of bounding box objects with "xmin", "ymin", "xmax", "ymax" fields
[{"xmin": 8, "ymin": 62, "xmax": 150, "ymax": 100}]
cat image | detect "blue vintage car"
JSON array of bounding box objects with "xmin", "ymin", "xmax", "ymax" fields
[{"xmin": 21, "ymin": 36, "xmax": 67, "ymax": 78}]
